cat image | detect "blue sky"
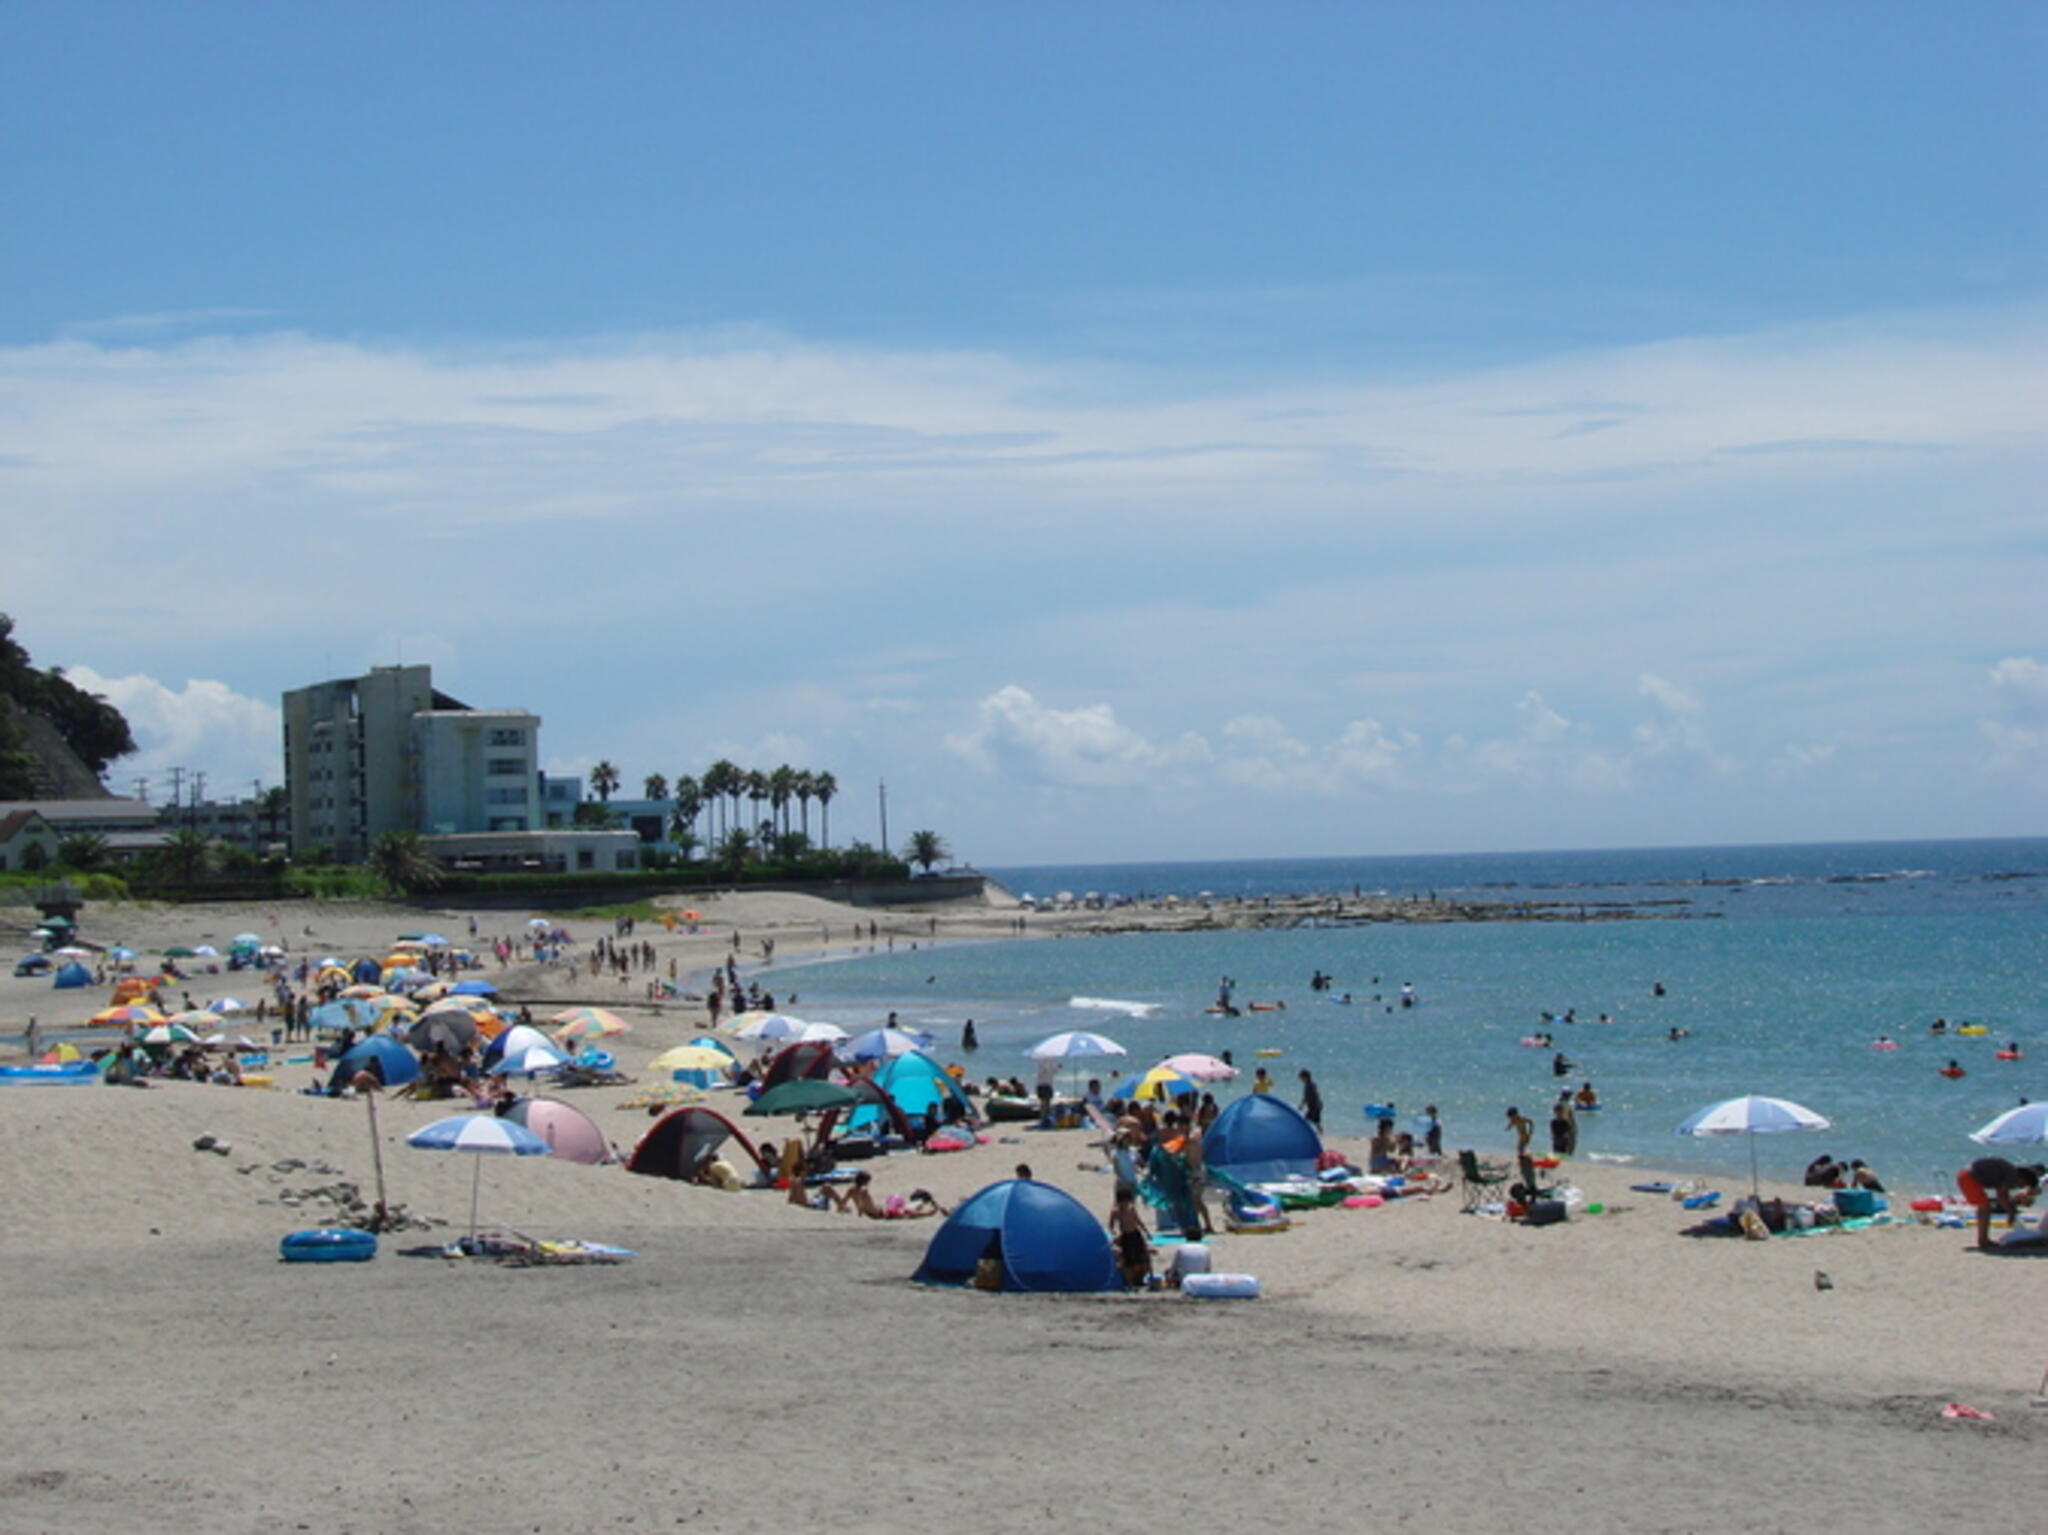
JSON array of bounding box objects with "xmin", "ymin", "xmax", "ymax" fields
[{"xmin": 4, "ymin": 4, "xmax": 2044, "ymax": 863}]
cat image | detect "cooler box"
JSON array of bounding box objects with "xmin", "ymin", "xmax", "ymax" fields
[{"xmin": 1833, "ymin": 1188, "xmax": 1881, "ymax": 1218}]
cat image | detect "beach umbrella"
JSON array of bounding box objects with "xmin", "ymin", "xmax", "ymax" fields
[
  {"xmin": 794, "ymin": 1020, "xmax": 848, "ymax": 1045},
  {"xmin": 90, "ymin": 1003, "xmax": 163, "ymax": 1027},
  {"xmin": 140, "ymin": 1022, "xmax": 201, "ymax": 1046},
  {"xmin": 840, "ymin": 1025, "xmax": 937, "ymax": 1063},
  {"xmin": 1127, "ymin": 1065, "xmax": 1201, "ymax": 1103},
  {"xmin": 1160, "ymin": 1052, "xmax": 1239, "ymax": 1082},
  {"xmin": 449, "ymin": 979, "xmax": 497, "ymax": 996},
  {"xmin": 52, "ymin": 946, "xmax": 92, "ymax": 959},
  {"xmin": 1026, "ymin": 1030, "xmax": 1127, "ymax": 1062},
  {"xmin": 406, "ymin": 1011, "xmax": 480, "ymax": 1055},
  {"xmin": 1969, "ymin": 1103, "xmax": 2048, "ymax": 1147},
  {"xmin": 648, "ymin": 1045, "xmax": 734, "ymax": 1075},
  {"xmin": 309, "ymin": 997, "xmax": 386, "ymax": 1034},
  {"xmin": 210, "ymin": 997, "xmax": 248, "ymax": 1013},
  {"xmin": 38, "ymin": 1042, "xmax": 85, "ymax": 1064},
  {"xmin": 526, "ymin": 918, "xmax": 552, "ymax": 930},
  {"xmin": 108, "ymin": 946, "xmax": 136, "ymax": 961},
  {"xmin": 744, "ymin": 1080, "xmax": 860, "ymax": 1117},
  {"xmin": 341, "ymin": 983, "xmax": 387, "ymax": 999},
  {"xmin": 551, "ymin": 1007, "xmax": 630, "ymax": 1042},
  {"xmin": 496, "ymin": 1039, "xmax": 571, "ymax": 1076},
  {"xmin": 192, "ymin": 945, "xmax": 219, "ymax": 957},
  {"xmin": 727, "ymin": 1011, "xmax": 807, "ymax": 1042},
  {"xmin": 1675, "ymin": 1094, "xmax": 1831, "ymax": 1199},
  {"xmin": 163, "ymin": 946, "xmax": 198, "ymax": 959},
  {"xmin": 166, "ymin": 1009, "xmax": 223, "ymax": 1029},
  {"xmin": 405, "ymin": 1113, "xmax": 551, "ymax": 1245}
]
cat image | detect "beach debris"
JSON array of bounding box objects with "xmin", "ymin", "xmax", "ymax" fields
[
  {"xmin": 1813, "ymin": 1269, "xmax": 1833, "ymax": 1291},
  {"xmin": 193, "ymin": 1134, "xmax": 217, "ymax": 1151},
  {"xmin": 1939, "ymin": 1402, "xmax": 1995, "ymax": 1422}
]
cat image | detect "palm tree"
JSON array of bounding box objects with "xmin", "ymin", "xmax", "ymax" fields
[
  {"xmin": 745, "ymin": 770, "xmax": 769, "ymax": 839},
  {"xmin": 259, "ymin": 785, "xmax": 289, "ymax": 843},
  {"xmin": 813, "ymin": 771, "xmax": 837, "ymax": 849},
  {"xmin": 905, "ymin": 829, "xmax": 950, "ymax": 873},
  {"xmin": 643, "ymin": 772, "xmax": 668, "ymax": 803},
  {"xmin": 716, "ymin": 826, "xmax": 754, "ymax": 875},
  {"xmin": 56, "ymin": 831, "xmax": 108, "ymax": 871},
  {"xmin": 669, "ymin": 774, "xmax": 703, "ymax": 853},
  {"xmin": 769, "ymin": 765, "xmax": 796, "ymax": 838},
  {"xmin": 703, "ymin": 759, "xmax": 741, "ymax": 842},
  {"xmin": 370, "ymin": 830, "xmax": 443, "ymax": 893},
  {"xmin": 156, "ymin": 827, "xmax": 214, "ymax": 889},
  {"xmin": 794, "ymin": 769, "xmax": 815, "ymax": 841},
  {"xmin": 590, "ymin": 761, "xmax": 621, "ymax": 802}
]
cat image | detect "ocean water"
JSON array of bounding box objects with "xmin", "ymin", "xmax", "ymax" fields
[{"xmin": 779, "ymin": 839, "xmax": 2048, "ymax": 1192}]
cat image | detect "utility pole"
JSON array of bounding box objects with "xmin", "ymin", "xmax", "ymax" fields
[
  {"xmin": 166, "ymin": 766, "xmax": 185, "ymax": 812},
  {"xmin": 190, "ymin": 771, "xmax": 207, "ymax": 829},
  {"xmin": 131, "ymin": 775, "xmax": 150, "ymax": 804},
  {"xmin": 878, "ymin": 779, "xmax": 889, "ymax": 861}
]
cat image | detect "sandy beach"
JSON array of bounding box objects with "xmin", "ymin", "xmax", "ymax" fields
[{"xmin": 2, "ymin": 890, "xmax": 2041, "ymax": 1533}]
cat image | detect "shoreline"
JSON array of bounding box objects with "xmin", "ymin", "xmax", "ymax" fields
[{"xmin": 1, "ymin": 890, "xmax": 2042, "ymax": 1531}]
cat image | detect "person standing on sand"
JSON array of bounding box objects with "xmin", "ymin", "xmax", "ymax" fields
[
  {"xmin": 1421, "ymin": 1105, "xmax": 1443, "ymax": 1158},
  {"xmin": 1298, "ymin": 1069, "xmax": 1323, "ymax": 1130},
  {"xmin": 1506, "ymin": 1105, "xmax": 1533, "ymax": 1157},
  {"xmin": 1549, "ymin": 1092, "xmax": 1577, "ymax": 1157}
]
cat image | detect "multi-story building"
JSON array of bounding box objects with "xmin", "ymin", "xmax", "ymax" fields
[{"xmin": 282, "ymin": 666, "xmax": 635, "ymax": 873}]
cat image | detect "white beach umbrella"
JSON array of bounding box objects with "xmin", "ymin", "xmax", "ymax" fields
[
  {"xmin": 1969, "ymin": 1102, "xmax": 2048, "ymax": 1146},
  {"xmin": 1026, "ymin": 1030, "xmax": 1126, "ymax": 1061},
  {"xmin": 727, "ymin": 1011, "xmax": 807, "ymax": 1041},
  {"xmin": 793, "ymin": 1020, "xmax": 848, "ymax": 1045},
  {"xmin": 1676, "ymin": 1094, "xmax": 1831, "ymax": 1198},
  {"xmin": 406, "ymin": 1113, "xmax": 551, "ymax": 1245}
]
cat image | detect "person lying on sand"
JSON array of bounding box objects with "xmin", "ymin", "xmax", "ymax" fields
[{"xmin": 831, "ymin": 1171, "xmax": 943, "ymax": 1219}]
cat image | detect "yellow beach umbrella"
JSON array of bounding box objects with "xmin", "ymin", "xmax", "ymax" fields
[
  {"xmin": 90, "ymin": 1003, "xmax": 164, "ymax": 1027},
  {"xmin": 551, "ymin": 1007, "xmax": 630, "ymax": 1041},
  {"xmin": 648, "ymin": 1045, "xmax": 731, "ymax": 1073}
]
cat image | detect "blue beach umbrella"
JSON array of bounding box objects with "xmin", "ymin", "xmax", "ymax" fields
[
  {"xmin": 449, "ymin": 979, "xmax": 498, "ymax": 996},
  {"xmin": 406, "ymin": 1113, "xmax": 551, "ymax": 1245},
  {"xmin": 330, "ymin": 1035, "xmax": 420, "ymax": 1090}
]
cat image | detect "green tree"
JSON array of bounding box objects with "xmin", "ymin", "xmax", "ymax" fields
[
  {"xmin": 905, "ymin": 829, "xmax": 950, "ymax": 872},
  {"xmin": 56, "ymin": 831, "xmax": 108, "ymax": 871},
  {"xmin": 154, "ymin": 827, "xmax": 215, "ymax": 889},
  {"xmin": 258, "ymin": 785, "xmax": 290, "ymax": 843},
  {"xmin": 642, "ymin": 772, "xmax": 668, "ymax": 802},
  {"xmin": 370, "ymin": 830, "xmax": 444, "ymax": 893},
  {"xmin": 590, "ymin": 760, "xmax": 621, "ymax": 802},
  {"xmin": 669, "ymin": 774, "xmax": 703, "ymax": 850},
  {"xmin": 702, "ymin": 759, "xmax": 741, "ymax": 841},
  {"xmin": 813, "ymin": 771, "xmax": 837, "ymax": 849},
  {"xmin": 745, "ymin": 770, "xmax": 769, "ymax": 840},
  {"xmin": 769, "ymin": 765, "xmax": 796, "ymax": 838},
  {"xmin": 573, "ymin": 801, "xmax": 620, "ymax": 828},
  {"xmin": 715, "ymin": 826, "xmax": 754, "ymax": 875}
]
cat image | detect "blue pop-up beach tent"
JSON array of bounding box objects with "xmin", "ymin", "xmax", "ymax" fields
[
  {"xmin": 847, "ymin": 1050, "xmax": 976, "ymax": 1134},
  {"xmin": 912, "ymin": 1178, "xmax": 1121, "ymax": 1293},
  {"xmin": 1205, "ymin": 1094, "xmax": 1323, "ymax": 1184},
  {"xmin": 328, "ymin": 1035, "xmax": 419, "ymax": 1092},
  {"xmin": 52, "ymin": 961, "xmax": 91, "ymax": 989}
]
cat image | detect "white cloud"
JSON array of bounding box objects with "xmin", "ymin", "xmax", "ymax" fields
[
  {"xmin": 946, "ymin": 686, "xmax": 1207, "ymax": 788},
  {"xmin": 1983, "ymin": 655, "xmax": 2048, "ymax": 778},
  {"xmin": 1217, "ymin": 715, "xmax": 1417, "ymax": 794},
  {"xmin": 1989, "ymin": 656, "xmax": 2048, "ymax": 704},
  {"xmin": 63, "ymin": 667, "xmax": 280, "ymax": 801}
]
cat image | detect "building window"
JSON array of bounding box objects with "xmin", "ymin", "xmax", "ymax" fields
[
  {"xmin": 576, "ymin": 849, "xmax": 595, "ymax": 870},
  {"xmin": 487, "ymin": 728, "xmax": 525, "ymax": 747},
  {"xmin": 488, "ymin": 817, "xmax": 528, "ymax": 832},
  {"xmin": 485, "ymin": 787, "xmax": 527, "ymax": 806},
  {"xmin": 486, "ymin": 758, "xmax": 526, "ymax": 777}
]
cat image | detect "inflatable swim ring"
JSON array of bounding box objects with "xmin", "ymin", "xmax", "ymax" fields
[
  {"xmin": 1870, "ymin": 1041, "xmax": 1898, "ymax": 1050},
  {"xmin": 1938, "ymin": 1067, "xmax": 1966, "ymax": 1079},
  {"xmin": 1342, "ymin": 1194, "xmax": 1384, "ymax": 1209},
  {"xmin": 1996, "ymin": 1050, "xmax": 2021, "ymax": 1061},
  {"xmin": 280, "ymin": 1227, "xmax": 377, "ymax": 1263},
  {"xmin": 1254, "ymin": 1048, "xmax": 1283, "ymax": 1058},
  {"xmin": 1956, "ymin": 1025, "xmax": 1988, "ymax": 1036},
  {"xmin": 1519, "ymin": 1037, "xmax": 1547, "ymax": 1047}
]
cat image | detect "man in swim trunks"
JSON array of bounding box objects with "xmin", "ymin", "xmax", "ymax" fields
[
  {"xmin": 1959, "ymin": 1157, "xmax": 2043, "ymax": 1250},
  {"xmin": 1108, "ymin": 1188, "xmax": 1152, "ymax": 1288}
]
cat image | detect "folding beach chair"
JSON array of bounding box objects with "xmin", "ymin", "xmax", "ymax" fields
[{"xmin": 1457, "ymin": 1149, "xmax": 1510, "ymax": 1212}]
